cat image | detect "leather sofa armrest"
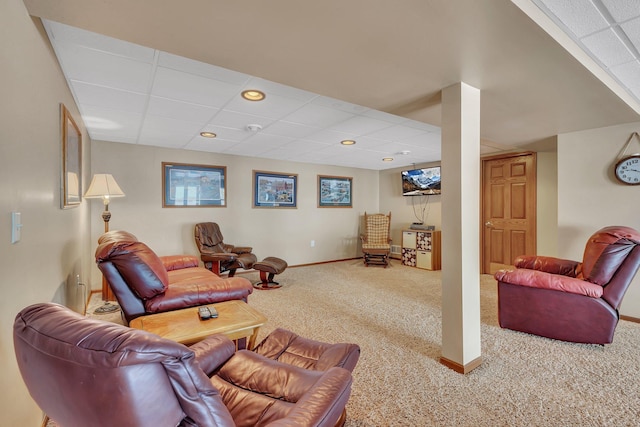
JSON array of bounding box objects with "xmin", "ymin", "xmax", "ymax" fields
[
  {"xmin": 262, "ymin": 367, "xmax": 352, "ymax": 427},
  {"xmin": 514, "ymin": 255, "xmax": 580, "ymax": 277},
  {"xmin": 495, "ymin": 268, "xmax": 603, "ymax": 298},
  {"xmin": 189, "ymin": 334, "xmax": 236, "ymax": 374},
  {"xmin": 160, "ymin": 255, "xmax": 199, "ymax": 271}
]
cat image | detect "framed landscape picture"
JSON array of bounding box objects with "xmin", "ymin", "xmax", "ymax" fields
[
  {"xmin": 162, "ymin": 162, "xmax": 226, "ymax": 207},
  {"xmin": 253, "ymin": 170, "xmax": 297, "ymax": 208},
  {"xmin": 318, "ymin": 175, "xmax": 352, "ymax": 208}
]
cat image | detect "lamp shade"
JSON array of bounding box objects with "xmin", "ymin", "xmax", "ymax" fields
[{"xmin": 84, "ymin": 174, "xmax": 125, "ymax": 199}]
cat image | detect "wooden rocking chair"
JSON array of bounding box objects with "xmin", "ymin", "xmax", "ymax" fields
[{"xmin": 360, "ymin": 212, "xmax": 392, "ymax": 267}]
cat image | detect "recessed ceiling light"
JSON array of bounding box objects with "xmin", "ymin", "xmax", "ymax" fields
[
  {"xmin": 398, "ymin": 150, "xmax": 411, "ymax": 155},
  {"xmin": 341, "ymin": 140, "xmax": 356, "ymax": 145},
  {"xmin": 241, "ymin": 89, "xmax": 266, "ymax": 101},
  {"xmin": 200, "ymin": 132, "xmax": 217, "ymax": 138},
  {"xmin": 382, "ymin": 157, "xmax": 394, "ymax": 162}
]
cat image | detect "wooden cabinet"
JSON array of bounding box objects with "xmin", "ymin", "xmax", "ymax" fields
[{"xmin": 402, "ymin": 230, "xmax": 441, "ymax": 270}]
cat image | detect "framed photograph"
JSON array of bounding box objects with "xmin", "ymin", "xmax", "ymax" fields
[
  {"xmin": 318, "ymin": 175, "xmax": 353, "ymax": 207},
  {"xmin": 162, "ymin": 162, "xmax": 226, "ymax": 207},
  {"xmin": 61, "ymin": 104, "xmax": 82, "ymax": 208},
  {"xmin": 253, "ymin": 170, "xmax": 297, "ymax": 208}
]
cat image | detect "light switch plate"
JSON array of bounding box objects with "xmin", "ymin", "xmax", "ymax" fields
[{"xmin": 11, "ymin": 212, "xmax": 21, "ymax": 243}]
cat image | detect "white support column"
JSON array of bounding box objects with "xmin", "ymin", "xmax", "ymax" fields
[{"xmin": 440, "ymin": 82, "xmax": 482, "ymax": 374}]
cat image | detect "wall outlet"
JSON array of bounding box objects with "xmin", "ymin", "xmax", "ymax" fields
[{"xmin": 310, "ymin": 240, "xmax": 315, "ymax": 247}]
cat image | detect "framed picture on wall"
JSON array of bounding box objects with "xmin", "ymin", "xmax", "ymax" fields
[
  {"xmin": 162, "ymin": 162, "xmax": 226, "ymax": 207},
  {"xmin": 61, "ymin": 104, "xmax": 82, "ymax": 209},
  {"xmin": 253, "ymin": 170, "xmax": 297, "ymax": 208},
  {"xmin": 318, "ymin": 175, "xmax": 352, "ymax": 208}
]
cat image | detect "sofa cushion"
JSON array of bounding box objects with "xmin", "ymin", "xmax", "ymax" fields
[{"xmin": 98, "ymin": 240, "xmax": 169, "ymax": 300}]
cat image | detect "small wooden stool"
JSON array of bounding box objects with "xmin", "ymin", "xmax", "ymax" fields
[{"xmin": 253, "ymin": 257, "xmax": 288, "ymax": 290}]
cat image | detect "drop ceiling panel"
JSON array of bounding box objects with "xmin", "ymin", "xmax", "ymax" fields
[
  {"xmin": 146, "ymin": 96, "xmax": 219, "ymax": 123},
  {"xmin": 151, "ymin": 67, "xmax": 240, "ymax": 108},
  {"xmin": 72, "ymin": 82, "xmax": 148, "ymax": 113},
  {"xmin": 581, "ymin": 29, "xmax": 636, "ymax": 68}
]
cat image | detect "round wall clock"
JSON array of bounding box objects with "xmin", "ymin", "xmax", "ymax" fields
[{"xmin": 614, "ymin": 155, "xmax": 640, "ymax": 185}]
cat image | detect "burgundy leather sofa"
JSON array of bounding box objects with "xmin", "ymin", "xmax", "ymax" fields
[
  {"xmin": 96, "ymin": 230, "xmax": 254, "ymax": 324},
  {"xmin": 14, "ymin": 303, "xmax": 353, "ymax": 427},
  {"xmin": 495, "ymin": 226, "xmax": 640, "ymax": 344}
]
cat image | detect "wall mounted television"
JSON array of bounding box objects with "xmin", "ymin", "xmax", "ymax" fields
[{"xmin": 401, "ymin": 166, "xmax": 441, "ymax": 196}]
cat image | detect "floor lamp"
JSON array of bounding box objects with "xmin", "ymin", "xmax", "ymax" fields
[{"xmin": 84, "ymin": 173, "xmax": 125, "ymax": 314}]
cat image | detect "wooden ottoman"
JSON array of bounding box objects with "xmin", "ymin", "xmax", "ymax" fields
[{"xmin": 253, "ymin": 257, "xmax": 288, "ymax": 290}]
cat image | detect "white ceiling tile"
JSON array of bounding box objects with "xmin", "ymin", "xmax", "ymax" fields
[
  {"xmin": 55, "ymin": 43, "xmax": 153, "ymax": 93},
  {"xmin": 197, "ymin": 125, "xmax": 252, "ymax": 142},
  {"xmin": 366, "ymin": 124, "xmax": 427, "ymax": 141},
  {"xmin": 311, "ymin": 96, "xmax": 370, "ymax": 115},
  {"xmin": 147, "ymin": 96, "xmax": 218, "ymax": 123},
  {"xmin": 209, "ymin": 110, "xmax": 274, "ymax": 130},
  {"xmin": 610, "ymin": 60, "xmax": 640, "ymax": 90},
  {"xmin": 184, "ymin": 137, "xmax": 238, "ymax": 152},
  {"xmin": 151, "ymin": 67, "xmax": 240, "ymax": 108},
  {"xmin": 223, "ymin": 92, "xmax": 309, "ymax": 120},
  {"xmin": 581, "ymin": 28, "xmax": 636, "ymax": 68},
  {"xmin": 43, "ymin": 20, "xmax": 155, "ymax": 63},
  {"xmin": 72, "ymin": 81, "xmax": 148, "ymax": 113},
  {"xmin": 304, "ymin": 128, "xmax": 356, "ymax": 145},
  {"xmin": 330, "ymin": 115, "xmax": 395, "ymax": 135},
  {"xmin": 600, "ymin": 0, "xmax": 640, "ymax": 23},
  {"xmin": 538, "ymin": 0, "xmax": 610, "ymax": 37},
  {"xmin": 79, "ymin": 105, "xmax": 143, "ymax": 134},
  {"xmin": 397, "ymin": 131, "xmax": 441, "ymax": 147},
  {"xmin": 89, "ymin": 132, "xmax": 138, "ymax": 145},
  {"xmin": 620, "ymin": 16, "xmax": 640, "ymax": 53},
  {"xmin": 139, "ymin": 115, "xmax": 204, "ymax": 147},
  {"xmin": 157, "ymin": 52, "xmax": 251, "ymax": 85},
  {"xmin": 245, "ymin": 77, "xmax": 318, "ymax": 102},
  {"xmin": 283, "ymin": 104, "xmax": 355, "ymax": 127},
  {"xmin": 261, "ymin": 121, "xmax": 320, "ymax": 139}
]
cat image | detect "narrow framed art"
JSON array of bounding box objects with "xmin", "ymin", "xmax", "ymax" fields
[
  {"xmin": 253, "ymin": 170, "xmax": 297, "ymax": 208},
  {"xmin": 61, "ymin": 104, "xmax": 82, "ymax": 209},
  {"xmin": 318, "ymin": 175, "xmax": 352, "ymax": 208},
  {"xmin": 162, "ymin": 162, "xmax": 226, "ymax": 207}
]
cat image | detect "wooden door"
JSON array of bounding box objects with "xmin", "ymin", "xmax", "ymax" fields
[{"xmin": 481, "ymin": 152, "xmax": 536, "ymax": 274}]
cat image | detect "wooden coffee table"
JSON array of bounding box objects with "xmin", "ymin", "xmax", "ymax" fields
[{"xmin": 129, "ymin": 300, "xmax": 267, "ymax": 349}]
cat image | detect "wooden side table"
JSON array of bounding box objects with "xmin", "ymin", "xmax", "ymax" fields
[{"xmin": 129, "ymin": 300, "xmax": 267, "ymax": 349}]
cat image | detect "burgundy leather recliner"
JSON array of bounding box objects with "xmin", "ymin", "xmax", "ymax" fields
[
  {"xmin": 495, "ymin": 226, "xmax": 640, "ymax": 344},
  {"xmin": 96, "ymin": 230, "xmax": 254, "ymax": 324},
  {"xmin": 14, "ymin": 303, "xmax": 353, "ymax": 427}
]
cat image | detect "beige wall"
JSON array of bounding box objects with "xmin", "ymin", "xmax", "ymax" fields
[
  {"xmin": 1, "ymin": 2, "xmax": 92, "ymax": 425},
  {"xmin": 88, "ymin": 141, "xmax": 381, "ymax": 288},
  {"xmin": 558, "ymin": 121, "xmax": 640, "ymax": 317}
]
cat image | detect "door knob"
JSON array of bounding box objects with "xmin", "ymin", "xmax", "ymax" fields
[{"xmin": 485, "ymin": 221, "xmax": 493, "ymax": 227}]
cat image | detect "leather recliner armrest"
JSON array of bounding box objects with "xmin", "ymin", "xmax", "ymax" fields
[
  {"xmin": 514, "ymin": 255, "xmax": 580, "ymax": 277},
  {"xmin": 231, "ymin": 246, "xmax": 253, "ymax": 254},
  {"xmin": 495, "ymin": 268, "xmax": 603, "ymax": 298},
  {"xmin": 161, "ymin": 255, "xmax": 200, "ymax": 271},
  {"xmin": 200, "ymin": 253, "xmax": 238, "ymax": 263},
  {"xmin": 190, "ymin": 334, "xmax": 236, "ymax": 374}
]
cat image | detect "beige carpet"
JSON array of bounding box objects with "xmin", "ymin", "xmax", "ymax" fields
[{"xmin": 85, "ymin": 260, "xmax": 640, "ymax": 426}]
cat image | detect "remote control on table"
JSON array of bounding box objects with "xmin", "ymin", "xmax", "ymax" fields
[{"xmin": 198, "ymin": 306, "xmax": 218, "ymax": 320}]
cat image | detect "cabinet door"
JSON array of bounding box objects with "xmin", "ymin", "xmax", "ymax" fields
[
  {"xmin": 416, "ymin": 250, "xmax": 433, "ymax": 270},
  {"xmin": 403, "ymin": 231, "xmax": 416, "ymax": 249},
  {"xmin": 416, "ymin": 232, "xmax": 432, "ymax": 251}
]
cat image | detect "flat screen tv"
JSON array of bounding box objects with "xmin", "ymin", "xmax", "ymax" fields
[{"xmin": 401, "ymin": 166, "xmax": 441, "ymax": 196}]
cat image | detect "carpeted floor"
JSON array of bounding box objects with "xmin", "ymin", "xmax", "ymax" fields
[{"xmin": 83, "ymin": 260, "xmax": 640, "ymax": 426}]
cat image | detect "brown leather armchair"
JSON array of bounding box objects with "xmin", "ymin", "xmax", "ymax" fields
[
  {"xmin": 195, "ymin": 222, "xmax": 258, "ymax": 276},
  {"xmin": 495, "ymin": 226, "xmax": 640, "ymax": 344},
  {"xmin": 96, "ymin": 230, "xmax": 253, "ymax": 324},
  {"xmin": 14, "ymin": 303, "xmax": 353, "ymax": 427}
]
